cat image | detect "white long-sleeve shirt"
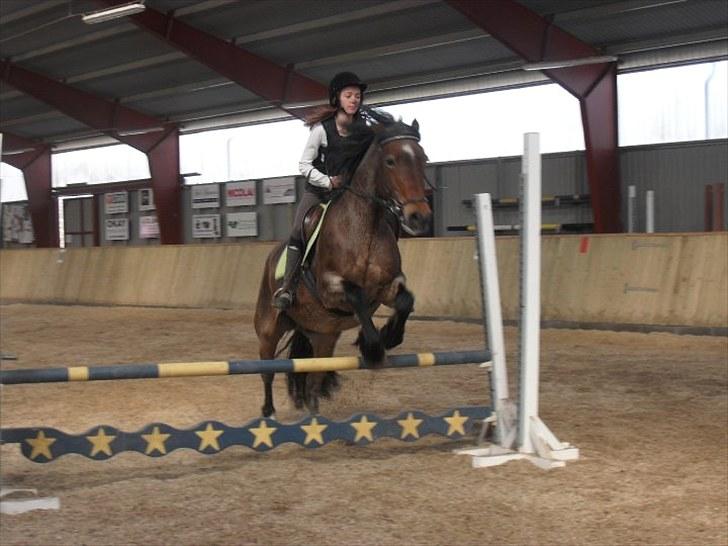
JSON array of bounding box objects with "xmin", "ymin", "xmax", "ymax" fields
[{"xmin": 298, "ymin": 123, "xmax": 333, "ymax": 190}]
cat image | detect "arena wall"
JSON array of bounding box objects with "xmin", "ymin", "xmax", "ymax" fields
[{"xmin": 1, "ymin": 233, "xmax": 726, "ymax": 329}]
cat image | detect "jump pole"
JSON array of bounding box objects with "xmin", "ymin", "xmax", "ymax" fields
[{"xmin": 459, "ymin": 132, "xmax": 579, "ymax": 469}]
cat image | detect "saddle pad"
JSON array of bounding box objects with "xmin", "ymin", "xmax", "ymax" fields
[{"xmin": 275, "ymin": 201, "xmax": 331, "ymax": 280}]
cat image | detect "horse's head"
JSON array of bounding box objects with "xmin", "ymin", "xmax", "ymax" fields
[{"xmin": 376, "ymin": 119, "xmax": 432, "ymax": 236}]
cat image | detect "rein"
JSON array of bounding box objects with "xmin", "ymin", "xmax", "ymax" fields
[{"xmin": 335, "ymin": 134, "xmax": 435, "ymax": 222}]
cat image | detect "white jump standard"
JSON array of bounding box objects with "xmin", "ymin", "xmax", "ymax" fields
[{"xmin": 458, "ymin": 132, "xmax": 579, "ymax": 469}]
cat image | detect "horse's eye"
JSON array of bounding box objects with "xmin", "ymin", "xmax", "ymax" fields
[{"xmin": 385, "ymin": 156, "xmax": 396, "ymax": 168}]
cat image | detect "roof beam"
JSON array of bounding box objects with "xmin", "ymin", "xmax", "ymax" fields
[
  {"xmin": 447, "ymin": 0, "xmax": 622, "ymax": 233},
  {"xmin": 95, "ymin": 0, "xmax": 327, "ymax": 115},
  {"xmin": 0, "ymin": 60, "xmax": 183, "ymax": 243},
  {"xmin": 1, "ymin": 131, "xmax": 57, "ymax": 247}
]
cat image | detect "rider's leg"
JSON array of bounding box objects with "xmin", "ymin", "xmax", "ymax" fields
[
  {"xmin": 273, "ymin": 188, "xmax": 322, "ymax": 310},
  {"xmin": 273, "ymin": 239, "xmax": 302, "ymax": 310}
]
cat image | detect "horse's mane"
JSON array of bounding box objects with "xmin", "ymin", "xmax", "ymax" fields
[{"xmin": 338, "ymin": 107, "xmax": 420, "ymax": 186}]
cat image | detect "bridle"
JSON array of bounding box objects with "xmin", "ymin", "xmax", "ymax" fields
[{"xmin": 339, "ymin": 134, "xmax": 435, "ymax": 231}]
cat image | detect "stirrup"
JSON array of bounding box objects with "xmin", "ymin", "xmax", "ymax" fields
[{"xmin": 272, "ymin": 288, "xmax": 293, "ymax": 310}]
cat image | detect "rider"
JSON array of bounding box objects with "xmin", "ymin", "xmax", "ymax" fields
[{"xmin": 272, "ymin": 71, "xmax": 368, "ymax": 310}]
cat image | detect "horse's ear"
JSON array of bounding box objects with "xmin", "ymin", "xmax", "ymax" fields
[{"xmin": 412, "ymin": 119, "xmax": 419, "ymax": 132}]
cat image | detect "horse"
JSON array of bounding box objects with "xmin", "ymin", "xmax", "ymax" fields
[{"xmin": 253, "ymin": 111, "xmax": 432, "ymax": 418}]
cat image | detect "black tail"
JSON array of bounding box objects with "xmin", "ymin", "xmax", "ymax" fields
[
  {"xmin": 286, "ymin": 330, "xmax": 340, "ymax": 409},
  {"xmin": 286, "ymin": 330, "xmax": 313, "ymax": 409}
]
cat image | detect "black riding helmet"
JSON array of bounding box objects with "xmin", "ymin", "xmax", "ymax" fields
[{"xmin": 329, "ymin": 72, "xmax": 367, "ymax": 107}]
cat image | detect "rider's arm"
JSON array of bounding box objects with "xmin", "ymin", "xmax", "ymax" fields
[{"xmin": 298, "ymin": 124, "xmax": 333, "ymax": 190}]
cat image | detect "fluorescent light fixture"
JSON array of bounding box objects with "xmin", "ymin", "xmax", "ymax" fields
[
  {"xmin": 2, "ymin": 147, "xmax": 37, "ymax": 156},
  {"xmin": 117, "ymin": 126, "xmax": 164, "ymax": 137},
  {"xmin": 522, "ymin": 55, "xmax": 618, "ymax": 71},
  {"xmin": 82, "ymin": 2, "xmax": 146, "ymax": 24}
]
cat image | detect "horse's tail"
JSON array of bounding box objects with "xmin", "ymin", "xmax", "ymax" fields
[{"xmin": 286, "ymin": 330, "xmax": 340, "ymax": 409}]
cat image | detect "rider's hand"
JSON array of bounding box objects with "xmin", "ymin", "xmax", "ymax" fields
[{"xmin": 330, "ymin": 175, "xmax": 343, "ymax": 189}]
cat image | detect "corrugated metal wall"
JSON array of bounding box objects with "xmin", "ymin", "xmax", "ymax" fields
[
  {"xmin": 620, "ymin": 140, "xmax": 728, "ymax": 232},
  {"xmin": 6, "ymin": 138, "xmax": 726, "ymax": 248}
]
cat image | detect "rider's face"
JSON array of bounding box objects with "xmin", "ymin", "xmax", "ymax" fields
[{"xmin": 339, "ymin": 86, "xmax": 362, "ymax": 115}]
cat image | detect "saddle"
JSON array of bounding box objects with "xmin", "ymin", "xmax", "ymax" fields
[{"xmin": 274, "ymin": 202, "xmax": 331, "ymax": 281}]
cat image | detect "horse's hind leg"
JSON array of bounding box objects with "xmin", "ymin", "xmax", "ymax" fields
[
  {"xmin": 343, "ymin": 281, "xmax": 385, "ymax": 367},
  {"xmin": 380, "ymin": 284, "xmax": 415, "ymax": 350},
  {"xmin": 257, "ymin": 311, "xmax": 292, "ymax": 418}
]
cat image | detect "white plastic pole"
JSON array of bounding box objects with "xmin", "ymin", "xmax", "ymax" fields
[
  {"xmin": 474, "ymin": 193, "xmax": 511, "ymax": 445},
  {"xmin": 645, "ymin": 190, "xmax": 655, "ymax": 233},
  {"xmin": 627, "ymin": 185, "xmax": 636, "ymax": 233},
  {"xmin": 518, "ymin": 133, "xmax": 541, "ymax": 453}
]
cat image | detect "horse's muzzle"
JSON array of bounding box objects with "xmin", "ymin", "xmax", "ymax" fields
[{"xmin": 401, "ymin": 203, "xmax": 432, "ymax": 236}]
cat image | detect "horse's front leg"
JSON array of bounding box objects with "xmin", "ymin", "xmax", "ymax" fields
[
  {"xmin": 379, "ymin": 280, "xmax": 415, "ymax": 350},
  {"xmin": 343, "ymin": 281, "xmax": 385, "ymax": 367}
]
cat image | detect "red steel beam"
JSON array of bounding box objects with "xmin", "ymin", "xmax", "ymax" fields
[
  {"xmin": 1, "ymin": 132, "xmax": 58, "ymax": 247},
  {"xmin": 447, "ymin": 0, "xmax": 622, "ymax": 233},
  {"xmin": 94, "ymin": 0, "xmax": 327, "ymax": 119},
  {"xmin": 1, "ymin": 60, "xmax": 183, "ymax": 243}
]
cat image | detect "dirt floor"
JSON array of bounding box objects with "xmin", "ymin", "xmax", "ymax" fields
[{"xmin": 0, "ymin": 303, "xmax": 726, "ymax": 546}]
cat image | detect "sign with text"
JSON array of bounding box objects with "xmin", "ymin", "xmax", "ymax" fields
[
  {"xmin": 105, "ymin": 218, "xmax": 129, "ymax": 241},
  {"xmin": 2, "ymin": 203, "xmax": 34, "ymax": 244},
  {"xmin": 138, "ymin": 188, "xmax": 155, "ymax": 211},
  {"xmin": 191, "ymin": 184, "xmax": 220, "ymax": 209},
  {"xmin": 226, "ymin": 211, "xmax": 257, "ymax": 237},
  {"xmin": 225, "ymin": 181, "xmax": 256, "ymax": 207},
  {"xmin": 139, "ymin": 215, "xmax": 159, "ymax": 239},
  {"xmin": 192, "ymin": 214, "xmax": 221, "ymax": 238},
  {"xmin": 104, "ymin": 192, "xmax": 128, "ymax": 214},
  {"xmin": 263, "ymin": 177, "xmax": 296, "ymax": 205}
]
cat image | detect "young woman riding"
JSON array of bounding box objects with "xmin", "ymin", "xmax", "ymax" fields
[{"xmin": 272, "ymin": 71, "xmax": 368, "ymax": 310}]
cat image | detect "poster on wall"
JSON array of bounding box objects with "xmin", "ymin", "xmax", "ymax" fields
[
  {"xmin": 2, "ymin": 203, "xmax": 34, "ymax": 243},
  {"xmin": 226, "ymin": 211, "xmax": 257, "ymax": 237},
  {"xmin": 192, "ymin": 214, "xmax": 221, "ymax": 238},
  {"xmin": 139, "ymin": 215, "xmax": 160, "ymax": 239},
  {"xmin": 263, "ymin": 177, "xmax": 296, "ymax": 205},
  {"xmin": 105, "ymin": 218, "xmax": 129, "ymax": 241},
  {"xmin": 138, "ymin": 188, "xmax": 155, "ymax": 211},
  {"xmin": 225, "ymin": 181, "xmax": 256, "ymax": 207},
  {"xmin": 191, "ymin": 184, "xmax": 220, "ymax": 209},
  {"xmin": 104, "ymin": 191, "xmax": 128, "ymax": 214}
]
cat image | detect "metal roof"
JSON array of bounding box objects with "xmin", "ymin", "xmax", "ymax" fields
[{"xmin": 1, "ymin": 0, "xmax": 727, "ymax": 150}]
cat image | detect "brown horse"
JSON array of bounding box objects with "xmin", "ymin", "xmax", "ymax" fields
[{"xmin": 254, "ymin": 112, "xmax": 432, "ymax": 417}]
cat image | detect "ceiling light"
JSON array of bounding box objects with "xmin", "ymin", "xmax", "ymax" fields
[
  {"xmin": 522, "ymin": 55, "xmax": 618, "ymax": 71},
  {"xmin": 82, "ymin": 2, "xmax": 146, "ymax": 25}
]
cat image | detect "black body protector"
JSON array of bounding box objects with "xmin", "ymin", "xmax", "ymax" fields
[{"xmin": 309, "ymin": 115, "xmax": 367, "ymax": 193}]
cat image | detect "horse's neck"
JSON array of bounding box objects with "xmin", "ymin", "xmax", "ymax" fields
[{"xmin": 335, "ymin": 144, "xmax": 382, "ymax": 235}]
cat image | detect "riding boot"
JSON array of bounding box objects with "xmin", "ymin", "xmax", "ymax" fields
[{"xmin": 273, "ymin": 244, "xmax": 302, "ymax": 310}]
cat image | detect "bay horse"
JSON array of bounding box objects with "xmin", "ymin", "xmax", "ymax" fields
[{"xmin": 254, "ymin": 111, "xmax": 432, "ymax": 417}]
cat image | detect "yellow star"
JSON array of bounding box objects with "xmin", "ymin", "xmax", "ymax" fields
[
  {"xmin": 397, "ymin": 412, "xmax": 423, "ymax": 440},
  {"xmin": 26, "ymin": 430, "xmax": 56, "ymax": 461},
  {"xmin": 86, "ymin": 427, "xmax": 116, "ymax": 457},
  {"xmin": 249, "ymin": 420, "xmax": 277, "ymax": 448},
  {"xmin": 350, "ymin": 416, "xmax": 377, "ymax": 442},
  {"xmin": 195, "ymin": 423, "xmax": 224, "ymax": 452},
  {"xmin": 301, "ymin": 417, "xmax": 328, "ymax": 445},
  {"xmin": 142, "ymin": 426, "xmax": 171, "ymax": 455},
  {"xmin": 443, "ymin": 410, "xmax": 469, "ymax": 436}
]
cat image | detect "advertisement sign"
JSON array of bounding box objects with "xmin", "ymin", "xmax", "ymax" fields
[
  {"xmin": 139, "ymin": 215, "xmax": 159, "ymax": 239},
  {"xmin": 104, "ymin": 192, "xmax": 128, "ymax": 214},
  {"xmin": 191, "ymin": 184, "xmax": 220, "ymax": 209},
  {"xmin": 192, "ymin": 214, "xmax": 221, "ymax": 238},
  {"xmin": 138, "ymin": 188, "xmax": 155, "ymax": 211},
  {"xmin": 2, "ymin": 203, "xmax": 34, "ymax": 243},
  {"xmin": 226, "ymin": 211, "xmax": 257, "ymax": 237},
  {"xmin": 225, "ymin": 180, "xmax": 256, "ymax": 207},
  {"xmin": 105, "ymin": 218, "xmax": 129, "ymax": 241},
  {"xmin": 263, "ymin": 177, "xmax": 296, "ymax": 205}
]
